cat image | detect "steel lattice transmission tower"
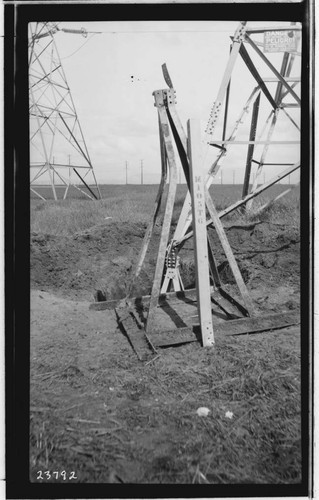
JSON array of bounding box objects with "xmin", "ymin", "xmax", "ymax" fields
[{"xmin": 29, "ymin": 22, "xmax": 102, "ymax": 201}]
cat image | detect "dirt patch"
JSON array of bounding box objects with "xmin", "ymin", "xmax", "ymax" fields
[
  {"xmin": 31, "ymin": 220, "xmax": 152, "ymax": 301},
  {"xmin": 30, "ymin": 213, "xmax": 301, "ymax": 484}
]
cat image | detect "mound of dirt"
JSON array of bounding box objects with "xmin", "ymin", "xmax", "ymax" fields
[
  {"xmin": 178, "ymin": 221, "xmax": 299, "ymax": 294},
  {"xmin": 31, "ymin": 221, "xmax": 157, "ymax": 301},
  {"xmin": 31, "ymin": 219, "xmax": 300, "ymax": 306}
]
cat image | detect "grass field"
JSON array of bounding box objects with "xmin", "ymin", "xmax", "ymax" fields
[
  {"xmin": 30, "ymin": 183, "xmax": 302, "ymax": 485},
  {"xmin": 31, "ymin": 183, "xmax": 300, "ymax": 236}
]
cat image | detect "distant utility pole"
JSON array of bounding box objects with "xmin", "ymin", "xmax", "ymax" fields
[
  {"xmin": 53, "ymin": 156, "xmax": 55, "ymax": 184},
  {"xmin": 141, "ymin": 160, "xmax": 144, "ymax": 185},
  {"xmin": 125, "ymin": 161, "xmax": 128, "ymax": 185},
  {"xmin": 68, "ymin": 154, "xmax": 71, "ymax": 184},
  {"xmin": 220, "ymin": 170, "xmax": 223, "ymax": 185}
]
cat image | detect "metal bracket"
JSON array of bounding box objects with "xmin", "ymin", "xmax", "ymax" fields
[
  {"xmin": 161, "ymin": 242, "xmax": 185, "ymax": 293},
  {"xmin": 234, "ymin": 21, "xmax": 247, "ymax": 43}
]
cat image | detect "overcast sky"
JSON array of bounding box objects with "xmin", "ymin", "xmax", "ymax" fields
[{"xmin": 29, "ymin": 21, "xmax": 301, "ymax": 185}]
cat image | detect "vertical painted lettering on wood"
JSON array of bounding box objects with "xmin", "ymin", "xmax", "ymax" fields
[{"xmin": 187, "ymin": 119, "xmax": 214, "ymax": 347}]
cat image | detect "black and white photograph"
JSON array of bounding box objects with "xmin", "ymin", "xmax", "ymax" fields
[{"xmin": 4, "ymin": 0, "xmax": 313, "ymax": 496}]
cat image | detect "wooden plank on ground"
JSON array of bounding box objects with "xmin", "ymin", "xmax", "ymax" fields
[
  {"xmin": 90, "ymin": 299, "xmax": 119, "ymax": 311},
  {"xmin": 215, "ymin": 311, "xmax": 300, "ymax": 336},
  {"xmin": 89, "ymin": 288, "xmax": 199, "ymax": 311},
  {"xmin": 150, "ymin": 311, "xmax": 300, "ymax": 347},
  {"xmin": 89, "ymin": 286, "xmax": 244, "ymax": 316},
  {"xmin": 115, "ymin": 307, "xmax": 156, "ymax": 361}
]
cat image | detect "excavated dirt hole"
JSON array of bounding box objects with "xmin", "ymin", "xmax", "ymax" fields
[
  {"xmin": 217, "ymin": 260, "xmax": 251, "ymax": 285},
  {"xmin": 30, "ymin": 218, "xmax": 300, "ymax": 304}
]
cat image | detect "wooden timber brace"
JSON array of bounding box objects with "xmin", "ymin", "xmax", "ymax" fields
[{"xmin": 110, "ymin": 57, "xmax": 300, "ymax": 360}]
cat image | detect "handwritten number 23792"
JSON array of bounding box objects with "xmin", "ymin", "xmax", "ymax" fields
[{"xmin": 37, "ymin": 471, "xmax": 77, "ymax": 480}]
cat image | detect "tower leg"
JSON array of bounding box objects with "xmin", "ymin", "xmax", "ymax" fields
[
  {"xmin": 242, "ymin": 92, "xmax": 261, "ymax": 201},
  {"xmin": 145, "ymin": 104, "xmax": 178, "ymax": 334}
]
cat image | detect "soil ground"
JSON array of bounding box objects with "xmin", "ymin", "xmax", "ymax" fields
[{"xmin": 30, "ymin": 188, "xmax": 301, "ymax": 484}]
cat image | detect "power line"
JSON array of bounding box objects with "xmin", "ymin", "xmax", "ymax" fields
[
  {"xmin": 57, "ymin": 26, "xmax": 296, "ymax": 35},
  {"xmin": 60, "ymin": 33, "xmax": 98, "ymax": 60}
]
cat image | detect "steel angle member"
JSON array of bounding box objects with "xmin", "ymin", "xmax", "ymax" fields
[
  {"xmin": 125, "ymin": 88, "xmax": 170, "ymax": 298},
  {"xmin": 162, "ymin": 63, "xmax": 174, "ymax": 89},
  {"xmin": 174, "ymin": 86, "xmax": 260, "ymax": 244},
  {"xmin": 236, "ymin": 41, "xmax": 278, "ymax": 110},
  {"xmin": 206, "ymin": 86, "xmax": 260, "ymax": 183},
  {"xmin": 242, "ymin": 92, "xmax": 261, "ymax": 199},
  {"xmin": 204, "ymin": 185, "xmax": 255, "ymax": 317},
  {"xmin": 205, "ymin": 24, "xmax": 245, "ymax": 136},
  {"xmin": 125, "ymin": 119, "xmax": 168, "ymax": 297},
  {"xmin": 245, "ymin": 35, "xmax": 301, "ymax": 105},
  {"xmin": 176, "ymin": 162, "xmax": 300, "ymax": 248},
  {"xmin": 146, "ymin": 95, "xmax": 178, "ymax": 333},
  {"xmin": 246, "ymin": 108, "xmax": 279, "ymax": 210}
]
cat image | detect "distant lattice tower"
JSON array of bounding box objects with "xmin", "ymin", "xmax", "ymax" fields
[{"xmin": 29, "ymin": 22, "xmax": 101, "ymax": 200}]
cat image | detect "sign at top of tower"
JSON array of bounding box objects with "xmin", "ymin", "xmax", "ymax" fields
[{"xmin": 263, "ymin": 30, "xmax": 298, "ymax": 53}]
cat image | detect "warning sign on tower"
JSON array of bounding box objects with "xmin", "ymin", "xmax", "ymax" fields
[{"xmin": 264, "ymin": 30, "xmax": 298, "ymax": 53}]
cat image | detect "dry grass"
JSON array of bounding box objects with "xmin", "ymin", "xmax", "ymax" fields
[
  {"xmin": 30, "ymin": 183, "xmax": 301, "ymax": 484},
  {"xmin": 30, "ymin": 328, "xmax": 301, "ymax": 483}
]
